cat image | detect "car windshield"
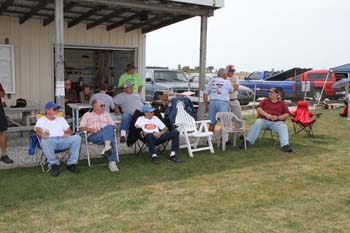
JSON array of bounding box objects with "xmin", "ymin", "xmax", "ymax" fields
[
  {"xmin": 154, "ymin": 71, "xmax": 188, "ymax": 82},
  {"xmin": 191, "ymin": 75, "xmax": 215, "ymax": 83}
]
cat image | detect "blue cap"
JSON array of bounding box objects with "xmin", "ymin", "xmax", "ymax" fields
[
  {"xmin": 142, "ymin": 104, "xmax": 155, "ymax": 113},
  {"xmin": 45, "ymin": 101, "xmax": 57, "ymax": 110}
]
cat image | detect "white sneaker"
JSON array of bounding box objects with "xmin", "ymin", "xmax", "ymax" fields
[
  {"xmin": 109, "ymin": 161, "xmax": 119, "ymax": 172},
  {"xmin": 100, "ymin": 144, "xmax": 112, "ymax": 157}
]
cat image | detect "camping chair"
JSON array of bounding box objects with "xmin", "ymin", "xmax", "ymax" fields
[
  {"xmin": 127, "ymin": 109, "xmax": 170, "ymax": 157},
  {"xmin": 174, "ymin": 100, "xmax": 214, "ymax": 157},
  {"xmin": 215, "ymin": 112, "xmax": 246, "ymax": 151},
  {"xmin": 290, "ymin": 101, "xmax": 320, "ymax": 136},
  {"xmin": 28, "ymin": 112, "xmax": 70, "ymax": 173},
  {"xmin": 80, "ymin": 127, "xmax": 119, "ymax": 168}
]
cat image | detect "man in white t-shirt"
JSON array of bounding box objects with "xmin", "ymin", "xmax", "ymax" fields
[
  {"xmin": 34, "ymin": 102, "xmax": 81, "ymax": 177},
  {"xmin": 135, "ymin": 104, "xmax": 180, "ymax": 164}
]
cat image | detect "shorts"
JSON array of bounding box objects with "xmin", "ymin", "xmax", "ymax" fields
[
  {"xmin": 208, "ymin": 99, "xmax": 230, "ymax": 125},
  {"xmin": 0, "ymin": 106, "xmax": 7, "ymax": 132}
]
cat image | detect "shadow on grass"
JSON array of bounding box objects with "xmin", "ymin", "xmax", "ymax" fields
[{"xmin": 0, "ymin": 133, "xmax": 338, "ymax": 213}]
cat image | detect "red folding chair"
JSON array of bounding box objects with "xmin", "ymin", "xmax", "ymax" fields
[{"xmin": 290, "ymin": 101, "xmax": 320, "ymax": 136}]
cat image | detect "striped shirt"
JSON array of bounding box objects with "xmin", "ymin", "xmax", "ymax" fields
[{"xmin": 79, "ymin": 111, "xmax": 113, "ymax": 130}]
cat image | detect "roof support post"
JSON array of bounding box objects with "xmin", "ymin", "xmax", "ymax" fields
[
  {"xmin": 55, "ymin": 0, "xmax": 65, "ymax": 114},
  {"xmin": 197, "ymin": 16, "xmax": 208, "ymax": 120}
]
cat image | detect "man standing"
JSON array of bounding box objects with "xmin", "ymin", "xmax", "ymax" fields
[
  {"xmin": 204, "ymin": 68, "xmax": 233, "ymax": 132},
  {"xmin": 113, "ymin": 82, "xmax": 144, "ymax": 143},
  {"xmin": 135, "ymin": 105, "xmax": 180, "ymax": 164},
  {"xmin": 35, "ymin": 102, "xmax": 81, "ymax": 177},
  {"xmin": 242, "ymin": 87, "xmax": 293, "ymax": 152},
  {"xmin": 0, "ymin": 83, "xmax": 13, "ymax": 164},
  {"xmin": 227, "ymin": 65, "xmax": 242, "ymax": 119},
  {"xmin": 80, "ymin": 99, "xmax": 119, "ymax": 172},
  {"xmin": 118, "ymin": 64, "xmax": 143, "ymax": 94},
  {"xmin": 90, "ymin": 84, "xmax": 117, "ymax": 113}
]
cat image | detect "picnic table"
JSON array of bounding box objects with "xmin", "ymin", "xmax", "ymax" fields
[{"xmin": 4, "ymin": 105, "xmax": 40, "ymax": 132}]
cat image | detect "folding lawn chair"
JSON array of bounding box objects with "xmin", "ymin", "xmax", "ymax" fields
[
  {"xmin": 290, "ymin": 101, "xmax": 320, "ymax": 136},
  {"xmin": 127, "ymin": 109, "xmax": 170, "ymax": 157}
]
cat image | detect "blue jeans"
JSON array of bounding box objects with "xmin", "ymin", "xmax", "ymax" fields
[
  {"xmin": 246, "ymin": 118, "xmax": 290, "ymax": 147},
  {"xmin": 120, "ymin": 113, "xmax": 132, "ymax": 132},
  {"xmin": 208, "ymin": 100, "xmax": 230, "ymax": 125},
  {"xmin": 87, "ymin": 125, "xmax": 119, "ymax": 162},
  {"xmin": 41, "ymin": 135, "xmax": 81, "ymax": 167},
  {"xmin": 144, "ymin": 130, "xmax": 180, "ymax": 155}
]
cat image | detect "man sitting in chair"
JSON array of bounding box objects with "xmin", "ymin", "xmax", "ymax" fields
[
  {"xmin": 135, "ymin": 104, "xmax": 181, "ymax": 164},
  {"xmin": 241, "ymin": 87, "xmax": 293, "ymax": 153},
  {"xmin": 79, "ymin": 99, "xmax": 119, "ymax": 172},
  {"xmin": 34, "ymin": 101, "xmax": 81, "ymax": 177},
  {"xmin": 113, "ymin": 82, "xmax": 144, "ymax": 144}
]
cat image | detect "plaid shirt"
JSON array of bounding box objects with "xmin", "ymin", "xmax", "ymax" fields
[
  {"xmin": 65, "ymin": 89, "xmax": 78, "ymax": 103},
  {"xmin": 80, "ymin": 111, "xmax": 113, "ymax": 130}
]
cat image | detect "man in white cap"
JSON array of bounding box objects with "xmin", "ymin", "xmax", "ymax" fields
[
  {"xmin": 135, "ymin": 104, "xmax": 180, "ymax": 164},
  {"xmin": 227, "ymin": 65, "xmax": 242, "ymax": 120},
  {"xmin": 113, "ymin": 82, "xmax": 144, "ymax": 143}
]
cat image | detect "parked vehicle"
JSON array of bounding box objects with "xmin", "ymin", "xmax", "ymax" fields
[
  {"xmin": 240, "ymin": 68, "xmax": 312, "ymax": 101},
  {"xmin": 145, "ymin": 68, "xmax": 199, "ymax": 102},
  {"xmin": 292, "ymin": 69, "xmax": 347, "ymax": 100},
  {"xmin": 189, "ymin": 74, "xmax": 254, "ymax": 105}
]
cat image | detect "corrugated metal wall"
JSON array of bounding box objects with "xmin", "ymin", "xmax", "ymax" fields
[{"xmin": 0, "ymin": 15, "xmax": 143, "ymax": 108}]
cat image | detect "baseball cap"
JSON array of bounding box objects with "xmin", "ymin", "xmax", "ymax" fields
[
  {"xmin": 226, "ymin": 64, "xmax": 236, "ymax": 72},
  {"xmin": 126, "ymin": 64, "xmax": 136, "ymax": 70},
  {"xmin": 124, "ymin": 82, "xmax": 134, "ymax": 88},
  {"xmin": 142, "ymin": 104, "xmax": 155, "ymax": 113},
  {"xmin": 45, "ymin": 101, "xmax": 57, "ymax": 110}
]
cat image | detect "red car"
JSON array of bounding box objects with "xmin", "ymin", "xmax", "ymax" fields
[{"xmin": 296, "ymin": 69, "xmax": 346, "ymax": 100}]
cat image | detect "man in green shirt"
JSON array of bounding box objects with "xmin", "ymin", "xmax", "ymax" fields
[{"xmin": 118, "ymin": 64, "xmax": 143, "ymax": 94}]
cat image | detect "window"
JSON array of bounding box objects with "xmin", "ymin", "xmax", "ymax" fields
[
  {"xmin": 154, "ymin": 71, "xmax": 188, "ymax": 82},
  {"xmin": 247, "ymin": 72, "xmax": 261, "ymax": 80},
  {"xmin": 0, "ymin": 45, "xmax": 15, "ymax": 93},
  {"xmin": 306, "ymin": 73, "xmax": 330, "ymax": 81}
]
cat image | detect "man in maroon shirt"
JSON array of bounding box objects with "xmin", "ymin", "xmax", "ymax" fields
[
  {"xmin": 242, "ymin": 87, "xmax": 292, "ymax": 152},
  {"xmin": 0, "ymin": 83, "xmax": 14, "ymax": 163}
]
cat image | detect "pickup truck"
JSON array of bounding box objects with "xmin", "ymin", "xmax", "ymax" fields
[
  {"xmin": 292, "ymin": 69, "xmax": 346, "ymax": 100},
  {"xmin": 144, "ymin": 68, "xmax": 199, "ymax": 102},
  {"xmin": 240, "ymin": 68, "xmax": 312, "ymax": 101}
]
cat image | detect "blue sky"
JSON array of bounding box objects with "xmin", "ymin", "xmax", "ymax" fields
[{"xmin": 146, "ymin": 0, "xmax": 350, "ymax": 72}]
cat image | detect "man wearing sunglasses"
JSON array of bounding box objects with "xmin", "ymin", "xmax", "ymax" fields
[
  {"xmin": 241, "ymin": 88, "xmax": 293, "ymax": 152},
  {"xmin": 80, "ymin": 99, "xmax": 119, "ymax": 172},
  {"xmin": 34, "ymin": 101, "xmax": 82, "ymax": 177}
]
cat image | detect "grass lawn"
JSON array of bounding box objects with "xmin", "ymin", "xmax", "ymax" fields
[{"xmin": 1, "ymin": 109, "xmax": 350, "ymax": 232}]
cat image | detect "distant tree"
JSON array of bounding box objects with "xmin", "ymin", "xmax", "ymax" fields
[
  {"xmin": 182, "ymin": 66, "xmax": 190, "ymax": 73},
  {"xmin": 178, "ymin": 64, "xmax": 181, "ymax": 70},
  {"xmin": 207, "ymin": 66, "xmax": 214, "ymax": 73}
]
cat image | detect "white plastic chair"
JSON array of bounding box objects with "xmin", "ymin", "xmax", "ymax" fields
[
  {"xmin": 215, "ymin": 112, "xmax": 247, "ymax": 151},
  {"xmin": 174, "ymin": 101, "xmax": 214, "ymax": 157}
]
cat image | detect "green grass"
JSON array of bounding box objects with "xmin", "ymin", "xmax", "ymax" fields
[{"xmin": 1, "ymin": 109, "xmax": 350, "ymax": 232}]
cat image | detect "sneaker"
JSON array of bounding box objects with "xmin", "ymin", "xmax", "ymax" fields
[
  {"xmin": 0, "ymin": 155, "xmax": 14, "ymax": 164},
  {"xmin": 281, "ymin": 145, "xmax": 293, "ymax": 153},
  {"xmin": 66, "ymin": 164, "xmax": 80, "ymax": 173},
  {"xmin": 100, "ymin": 144, "xmax": 112, "ymax": 158},
  {"xmin": 109, "ymin": 161, "xmax": 119, "ymax": 172},
  {"xmin": 120, "ymin": 136, "xmax": 126, "ymax": 143},
  {"xmin": 50, "ymin": 164, "xmax": 60, "ymax": 177},
  {"xmin": 151, "ymin": 156, "xmax": 159, "ymax": 165},
  {"xmin": 239, "ymin": 140, "xmax": 250, "ymax": 150},
  {"xmin": 168, "ymin": 155, "xmax": 182, "ymax": 163}
]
